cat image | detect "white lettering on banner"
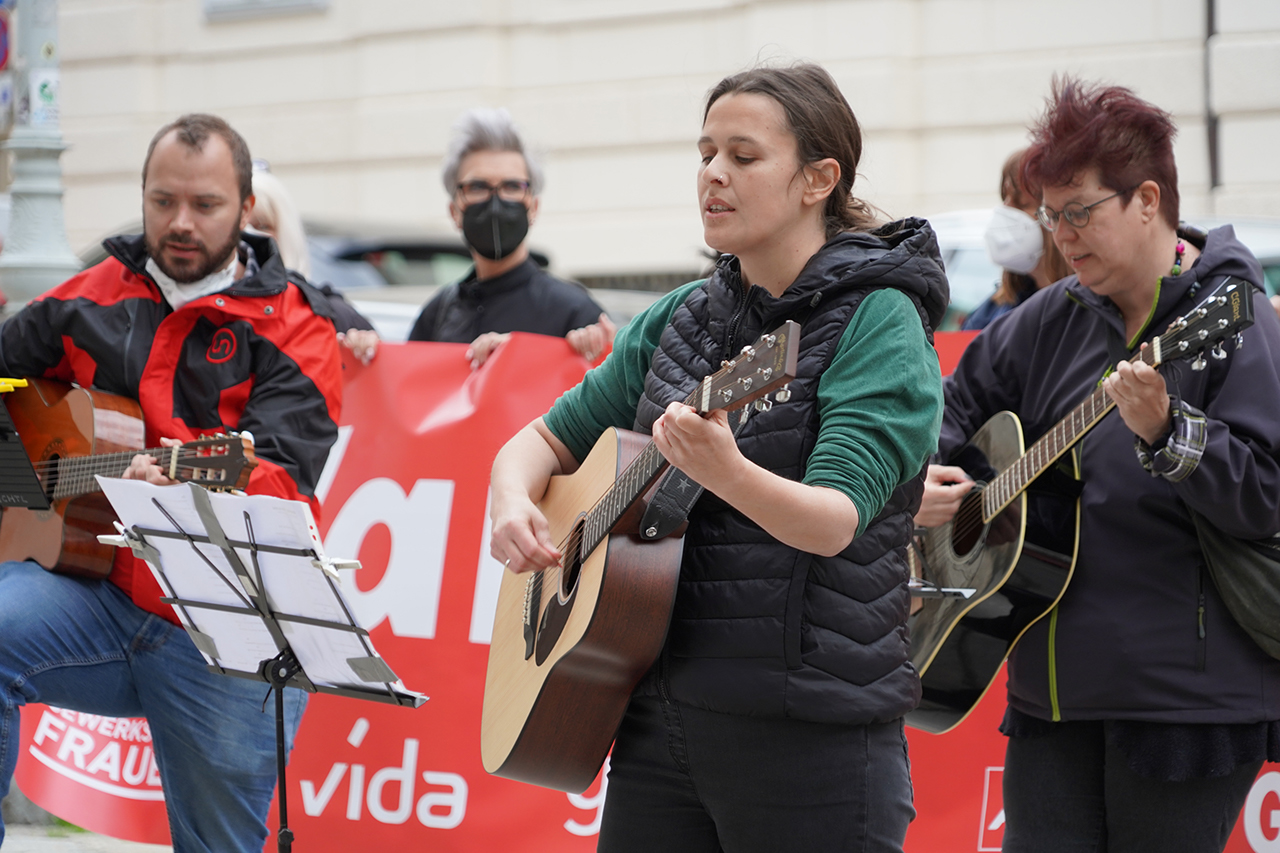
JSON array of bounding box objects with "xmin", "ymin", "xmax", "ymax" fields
[
  {"xmin": 325, "ymin": 478, "xmax": 454, "ymax": 639},
  {"xmin": 368, "ymin": 740, "xmax": 418, "ymax": 824},
  {"xmin": 27, "ymin": 710, "xmax": 165, "ymax": 802},
  {"xmin": 298, "ymin": 720, "xmax": 469, "ymax": 829},
  {"xmin": 470, "ymin": 490, "xmax": 503, "ymax": 644},
  {"xmin": 978, "ymin": 766, "xmax": 1004, "ymax": 851},
  {"xmin": 313, "ymin": 424, "xmax": 354, "ymax": 504},
  {"xmin": 300, "ymin": 763, "xmax": 348, "ymax": 816},
  {"xmin": 1244, "ymin": 771, "xmax": 1280, "ymax": 852},
  {"xmin": 417, "ymin": 772, "xmax": 467, "ymax": 829},
  {"xmin": 347, "ymin": 765, "xmax": 365, "ymax": 821},
  {"xmin": 564, "ymin": 757, "xmax": 609, "ymax": 837}
]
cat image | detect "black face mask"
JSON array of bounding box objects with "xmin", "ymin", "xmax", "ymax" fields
[{"xmin": 460, "ymin": 196, "xmax": 530, "ymax": 261}]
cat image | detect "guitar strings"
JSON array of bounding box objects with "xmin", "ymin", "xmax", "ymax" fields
[
  {"xmin": 534, "ymin": 443, "xmax": 665, "ymax": 599},
  {"xmin": 938, "ymin": 323, "xmax": 1178, "ymax": 546}
]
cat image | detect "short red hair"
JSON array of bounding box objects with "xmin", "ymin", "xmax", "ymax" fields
[{"xmin": 1022, "ymin": 76, "xmax": 1180, "ymax": 228}]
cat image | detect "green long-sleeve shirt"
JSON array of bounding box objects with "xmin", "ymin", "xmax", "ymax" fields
[{"xmin": 544, "ymin": 282, "xmax": 943, "ymax": 537}]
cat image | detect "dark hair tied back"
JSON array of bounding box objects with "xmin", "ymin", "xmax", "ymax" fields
[{"xmin": 705, "ymin": 64, "xmax": 879, "ymax": 238}]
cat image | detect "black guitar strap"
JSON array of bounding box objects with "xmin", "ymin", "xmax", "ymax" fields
[{"xmin": 638, "ymin": 409, "xmax": 747, "ymax": 540}]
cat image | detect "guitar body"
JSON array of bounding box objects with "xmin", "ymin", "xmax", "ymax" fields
[
  {"xmin": 907, "ymin": 411, "xmax": 1080, "ymax": 734},
  {"xmin": 0, "ymin": 379, "xmax": 144, "ymax": 578},
  {"xmin": 482, "ymin": 427, "xmax": 685, "ymax": 793}
]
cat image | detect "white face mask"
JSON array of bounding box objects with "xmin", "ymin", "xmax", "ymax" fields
[{"xmin": 983, "ymin": 205, "xmax": 1044, "ymax": 275}]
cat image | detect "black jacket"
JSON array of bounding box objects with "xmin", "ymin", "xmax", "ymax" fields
[
  {"xmin": 407, "ymin": 258, "xmax": 603, "ymax": 343},
  {"xmin": 633, "ymin": 222, "xmax": 949, "ymax": 724},
  {"xmin": 941, "ymin": 225, "xmax": 1280, "ymax": 723}
]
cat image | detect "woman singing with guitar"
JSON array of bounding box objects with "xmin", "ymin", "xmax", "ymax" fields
[
  {"xmin": 916, "ymin": 78, "xmax": 1280, "ymax": 852},
  {"xmin": 487, "ymin": 64, "xmax": 947, "ymax": 852}
]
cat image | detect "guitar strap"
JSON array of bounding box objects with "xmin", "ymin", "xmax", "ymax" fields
[{"xmin": 639, "ymin": 409, "xmax": 747, "ymax": 540}]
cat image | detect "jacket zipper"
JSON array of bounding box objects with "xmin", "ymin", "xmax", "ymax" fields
[
  {"xmin": 1197, "ymin": 566, "xmax": 1208, "ymax": 672},
  {"xmin": 121, "ymin": 300, "xmax": 139, "ymax": 392},
  {"xmin": 724, "ymin": 271, "xmax": 756, "ymax": 357},
  {"xmin": 1047, "ymin": 605, "xmax": 1062, "ymax": 721}
]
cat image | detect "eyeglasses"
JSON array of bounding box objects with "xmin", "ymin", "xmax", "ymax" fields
[
  {"xmin": 455, "ymin": 179, "xmax": 531, "ymax": 205},
  {"xmin": 1037, "ymin": 184, "xmax": 1140, "ymax": 232}
]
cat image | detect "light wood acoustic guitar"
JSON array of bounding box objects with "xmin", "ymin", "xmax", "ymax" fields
[
  {"xmin": 482, "ymin": 321, "xmax": 800, "ymax": 793},
  {"xmin": 907, "ymin": 279, "xmax": 1254, "ymax": 734},
  {"xmin": 0, "ymin": 378, "xmax": 258, "ymax": 578}
]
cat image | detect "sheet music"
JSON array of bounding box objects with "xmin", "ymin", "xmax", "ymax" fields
[{"xmin": 96, "ymin": 478, "xmax": 423, "ymax": 704}]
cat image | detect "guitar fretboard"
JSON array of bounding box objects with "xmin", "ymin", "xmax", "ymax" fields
[
  {"xmin": 47, "ymin": 446, "xmax": 175, "ymax": 501},
  {"xmin": 980, "ymin": 341, "xmax": 1160, "ymax": 522}
]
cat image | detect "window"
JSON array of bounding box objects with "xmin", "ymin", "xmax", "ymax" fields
[{"xmin": 204, "ymin": 0, "xmax": 329, "ymax": 22}]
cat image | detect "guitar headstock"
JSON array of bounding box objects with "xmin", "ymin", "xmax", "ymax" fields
[
  {"xmin": 1152, "ymin": 278, "xmax": 1255, "ymax": 371},
  {"xmin": 173, "ymin": 433, "xmax": 258, "ymax": 491},
  {"xmin": 691, "ymin": 320, "xmax": 801, "ymax": 415}
]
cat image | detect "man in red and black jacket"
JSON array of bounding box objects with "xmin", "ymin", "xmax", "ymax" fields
[{"xmin": 0, "ymin": 114, "xmax": 341, "ymax": 853}]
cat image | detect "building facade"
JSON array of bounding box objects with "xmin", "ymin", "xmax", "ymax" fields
[{"xmin": 57, "ymin": 0, "xmax": 1280, "ymax": 284}]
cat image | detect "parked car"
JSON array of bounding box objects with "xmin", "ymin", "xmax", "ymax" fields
[{"xmin": 923, "ymin": 209, "xmax": 1002, "ymax": 330}]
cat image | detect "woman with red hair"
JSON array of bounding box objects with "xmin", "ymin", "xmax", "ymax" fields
[{"xmin": 918, "ymin": 77, "xmax": 1280, "ymax": 851}]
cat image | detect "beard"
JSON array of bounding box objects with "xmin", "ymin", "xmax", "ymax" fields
[{"xmin": 146, "ymin": 221, "xmax": 241, "ymax": 284}]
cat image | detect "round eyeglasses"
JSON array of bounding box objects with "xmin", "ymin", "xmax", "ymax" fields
[
  {"xmin": 1037, "ymin": 184, "xmax": 1140, "ymax": 232},
  {"xmin": 455, "ymin": 179, "xmax": 531, "ymax": 205}
]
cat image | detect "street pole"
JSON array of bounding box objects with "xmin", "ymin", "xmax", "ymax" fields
[{"xmin": 0, "ymin": 0, "xmax": 79, "ymax": 304}]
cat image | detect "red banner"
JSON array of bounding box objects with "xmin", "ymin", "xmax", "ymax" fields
[{"xmin": 14, "ymin": 332, "xmax": 1279, "ymax": 851}]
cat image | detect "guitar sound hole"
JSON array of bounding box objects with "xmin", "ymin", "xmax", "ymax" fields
[
  {"xmin": 42, "ymin": 454, "xmax": 59, "ymax": 496},
  {"xmin": 560, "ymin": 518, "xmax": 585, "ymax": 601},
  {"xmin": 950, "ymin": 488, "xmax": 986, "ymax": 557}
]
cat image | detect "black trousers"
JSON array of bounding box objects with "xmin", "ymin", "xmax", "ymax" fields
[
  {"xmin": 597, "ymin": 696, "xmax": 915, "ymax": 853},
  {"xmin": 1001, "ymin": 719, "xmax": 1262, "ymax": 853}
]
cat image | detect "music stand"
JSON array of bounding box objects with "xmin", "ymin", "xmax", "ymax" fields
[
  {"xmin": 94, "ymin": 478, "xmax": 426, "ymax": 853},
  {"xmin": 0, "ymin": 386, "xmax": 50, "ymax": 510}
]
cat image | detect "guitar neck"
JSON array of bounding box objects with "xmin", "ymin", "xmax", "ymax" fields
[
  {"xmin": 49, "ymin": 445, "xmax": 177, "ymax": 501},
  {"xmin": 578, "ymin": 378, "xmax": 721, "ymax": 555},
  {"xmin": 982, "ymin": 345, "xmax": 1159, "ymax": 521}
]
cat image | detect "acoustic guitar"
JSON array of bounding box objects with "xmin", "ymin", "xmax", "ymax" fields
[
  {"xmin": 481, "ymin": 321, "xmax": 800, "ymax": 793},
  {"xmin": 907, "ymin": 279, "xmax": 1255, "ymax": 734},
  {"xmin": 0, "ymin": 378, "xmax": 258, "ymax": 578}
]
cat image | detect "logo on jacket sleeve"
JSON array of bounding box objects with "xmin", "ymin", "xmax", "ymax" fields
[{"xmin": 207, "ymin": 328, "xmax": 237, "ymax": 363}]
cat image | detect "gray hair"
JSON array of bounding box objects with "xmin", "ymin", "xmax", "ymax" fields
[{"xmin": 440, "ymin": 107, "xmax": 544, "ymax": 197}]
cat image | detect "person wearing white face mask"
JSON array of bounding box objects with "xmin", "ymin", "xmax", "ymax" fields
[{"xmin": 961, "ymin": 148, "xmax": 1071, "ymax": 331}]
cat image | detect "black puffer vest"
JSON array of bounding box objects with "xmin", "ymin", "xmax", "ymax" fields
[{"xmin": 633, "ymin": 221, "xmax": 949, "ymax": 725}]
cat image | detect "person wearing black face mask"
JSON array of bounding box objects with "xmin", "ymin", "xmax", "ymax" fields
[{"xmin": 402, "ymin": 107, "xmax": 614, "ymax": 369}]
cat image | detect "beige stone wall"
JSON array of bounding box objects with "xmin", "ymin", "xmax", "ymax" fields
[{"xmin": 56, "ymin": 0, "xmax": 1280, "ymax": 279}]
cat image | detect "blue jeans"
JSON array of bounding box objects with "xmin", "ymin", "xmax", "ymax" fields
[
  {"xmin": 598, "ymin": 695, "xmax": 915, "ymax": 853},
  {"xmin": 0, "ymin": 560, "xmax": 306, "ymax": 853}
]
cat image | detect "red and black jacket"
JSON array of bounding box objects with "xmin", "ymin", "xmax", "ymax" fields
[{"xmin": 0, "ymin": 231, "xmax": 343, "ymax": 624}]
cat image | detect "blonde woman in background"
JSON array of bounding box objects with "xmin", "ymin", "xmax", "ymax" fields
[{"xmin": 250, "ymin": 165, "xmax": 380, "ymax": 361}]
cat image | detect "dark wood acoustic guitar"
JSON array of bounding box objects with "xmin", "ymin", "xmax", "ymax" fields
[
  {"xmin": 0, "ymin": 378, "xmax": 258, "ymax": 578},
  {"xmin": 907, "ymin": 279, "xmax": 1254, "ymax": 734},
  {"xmin": 481, "ymin": 321, "xmax": 800, "ymax": 793}
]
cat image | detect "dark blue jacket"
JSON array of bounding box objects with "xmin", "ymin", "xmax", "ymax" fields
[{"xmin": 941, "ymin": 225, "xmax": 1280, "ymax": 723}]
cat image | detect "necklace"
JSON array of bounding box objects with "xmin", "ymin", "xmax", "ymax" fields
[{"xmin": 1169, "ymin": 240, "xmax": 1186, "ymax": 277}]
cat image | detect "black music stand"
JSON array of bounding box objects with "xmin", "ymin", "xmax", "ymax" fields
[
  {"xmin": 95, "ymin": 478, "xmax": 426, "ymax": 853},
  {"xmin": 0, "ymin": 388, "xmax": 50, "ymax": 510}
]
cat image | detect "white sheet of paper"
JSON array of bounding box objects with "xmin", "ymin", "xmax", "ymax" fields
[{"xmin": 95, "ymin": 478, "xmax": 421, "ymax": 701}]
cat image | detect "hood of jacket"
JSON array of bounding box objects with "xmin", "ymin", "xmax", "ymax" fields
[
  {"xmin": 737, "ymin": 217, "xmax": 949, "ymax": 334},
  {"xmin": 1063, "ymin": 224, "xmax": 1265, "ymax": 340}
]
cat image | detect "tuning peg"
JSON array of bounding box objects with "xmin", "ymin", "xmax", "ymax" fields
[
  {"xmin": 739, "ymin": 345, "xmax": 757, "ymax": 361},
  {"xmin": 1191, "ymin": 353, "xmax": 1207, "ymax": 371},
  {"xmin": 753, "ymin": 397, "xmax": 773, "ymax": 412},
  {"xmin": 1211, "ymin": 342, "xmax": 1227, "ymax": 360},
  {"xmin": 1236, "ymin": 332, "xmax": 1245, "ymax": 350},
  {"xmin": 774, "ymin": 384, "xmax": 792, "ymax": 403}
]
